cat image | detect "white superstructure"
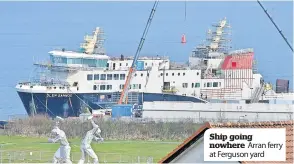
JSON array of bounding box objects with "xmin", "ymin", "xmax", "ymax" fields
[{"xmin": 15, "ymin": 18, "xmax": 293, "ymax": 118}]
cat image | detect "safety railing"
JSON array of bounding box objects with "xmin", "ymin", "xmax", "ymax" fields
[{"xmin": 0, "ymin": 151, "xmax": 153, "ymax": 163}]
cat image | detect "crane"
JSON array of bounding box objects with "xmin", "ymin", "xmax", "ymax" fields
[
  {"xmin": 118, "ymin": 0, "xmax": 159, "ymax": 104},
  {"xmin": 257, "ymin": 0, "xmax": 293, "ymax": 52}
]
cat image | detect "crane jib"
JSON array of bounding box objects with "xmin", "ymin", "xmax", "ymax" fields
[
  {"xmin": 257, "ymin": 0, "xmax": 293, "ymax": 52},
  {"xmin": 118, "ymin": 0, "xmax": 159, "ymax": 104}
]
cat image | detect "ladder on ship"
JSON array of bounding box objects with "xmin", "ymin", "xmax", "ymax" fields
[{"xmin": 250, "ymin": 82, "xmax": 265, "ymax": 103}]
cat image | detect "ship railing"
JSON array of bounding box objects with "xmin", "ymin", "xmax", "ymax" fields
[
  {"xmin": 18, "ymin": 80, "xmax": 70, "ymax": 87},
  {"xmin": 34, "ymin": 62, "xmax": 107, "ymax": 71},
  {"xmin": 200, "ymin": 88, "xmax": 242, "ymax": 100},
  {"xmin": 191, "ymin": 54, "xmax": 222, "ymax": 59},
  {"xmin": 0, "ymin": 150, "xmax": 153, "ymax": 163},
  {"xmin": 264, "ymin": 92, "xmax": 294, "ymax": 99},
  {"xmin": 229, "ymin": 48, "xmax": 254, "ymax": 55},
  {"xmin": 110, "ymin": 55, "xmax": 169, "ymax": 61}
]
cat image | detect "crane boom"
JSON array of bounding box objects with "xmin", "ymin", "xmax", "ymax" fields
[
  {"xmin": 257, "ymin": 0, "xmax": 293, "ymax": 52},
  {"xmin": 118, "ymin": 0, "xmax": 159, "ymax": 104}
]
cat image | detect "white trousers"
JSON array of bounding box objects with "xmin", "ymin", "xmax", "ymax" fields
[
  {"xmin": 53, "ymin": 145, "xmax": 72, "ymax": 164},
  {"xmin": 78, "ymin": 145, "xmax": 99, "ymax": 164}
]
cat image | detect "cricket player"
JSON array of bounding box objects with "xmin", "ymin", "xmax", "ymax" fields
[
  {"xmin": 48, "ymin": 116, "xmax": 72, "ymax": 164},
  {"xmin": 78, "ymin": 116, "xmax": 104, "ymax": 164}
]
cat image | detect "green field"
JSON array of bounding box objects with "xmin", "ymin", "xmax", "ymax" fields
[{"xmin": 0, "ymin": 136, "xmax": 180, "ymax": 163}]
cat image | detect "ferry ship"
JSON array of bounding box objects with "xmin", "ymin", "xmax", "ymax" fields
[{"xmin": 15, "ymin": 18, "xmax": 293, "ymax": 118}]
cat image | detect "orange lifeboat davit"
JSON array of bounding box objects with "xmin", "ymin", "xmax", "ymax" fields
[{"xmin": 181, "ymin": 34, "xmax": 186, "ymax": 44}]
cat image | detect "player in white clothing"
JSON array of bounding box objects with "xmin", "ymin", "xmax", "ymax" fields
[
  {"xmin": 48, "ymin": 116, "xmax": 72, "ymax": 164},
  {"xmin": 78, "ymin": 116, "xmax": 104, "ymax": 164}
]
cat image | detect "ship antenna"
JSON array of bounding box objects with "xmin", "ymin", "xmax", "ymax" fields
[{"xmin": 257, "ymin": 0, "xmax": 293, "ymax": 52}]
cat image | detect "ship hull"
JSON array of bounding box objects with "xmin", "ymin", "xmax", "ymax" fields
[
  {"xmin": 17, "ymin": 92, "xmax": 84, "ymax": 117},
  {"xmin": 17, "ymin": 91, "xmax": 206, "ymax": 118}
]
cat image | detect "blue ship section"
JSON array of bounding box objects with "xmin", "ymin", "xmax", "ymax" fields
[
  {"xmin": 207, "ymin": 99, "xmax": 241, "ymax": 103},
  {"xmin": 269, "ymin": 99, "xmax": 294, "ymax": 104},
  {"xmin": 17, "ymin": 92, "xmax": 81, "ymax": 117},
  {"xmin": 0, "ymin": 120, "xmax": 8, "ymax": 128},
  {"xmin": 17, "ymin": 91, "xmax": 206, "ymax": 118},
  {"xmin": 111, "ymin": 104, "xmax": 133, "ymax": 118},
  {"xmin": 17, "ymin": 92, "xmax": 115, "ymax": 118},
  {"xmin": 136, "ymin": 61, "xmax": 144, "ymax": 71}
]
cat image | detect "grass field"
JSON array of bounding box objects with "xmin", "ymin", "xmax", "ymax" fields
[{"xmin": 0, "ymin": 136, "xmax": 181, "ymax": 163}]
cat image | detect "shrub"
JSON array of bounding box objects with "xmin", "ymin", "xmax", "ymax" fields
[{"xmin": 4, "ymin": 115, "xmax": 203, "ymax": 141}]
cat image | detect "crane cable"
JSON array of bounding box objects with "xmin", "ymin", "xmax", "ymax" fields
[
  {"xmin": 257, "ymin": 0, "xmax": 293, "ymax": 52},
  {"xmin": 181, "ymin": 0, "xmax": 187, "ymax": 44},
  {"xmin": 184, "ymin": 0, "xmax": 187, "ymax": 21}
]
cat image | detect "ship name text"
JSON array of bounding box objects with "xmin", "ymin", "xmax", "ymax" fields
[{"xmin": 47, "ymin": 94, "xmax": 72, "ymax": 98}]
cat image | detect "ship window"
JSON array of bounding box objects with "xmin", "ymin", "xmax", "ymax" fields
[
  {"xmin": 197, "ymin": 72, "xmax": 199, "ymax": 76},
  {"xmin": 219, "ymin": 82, "xmax": 221, "ymax": 87},
  {"xmin": 107, "ymin": 85, "xmax": 112, "ymax": 90},
  {"xmin": 182, "ymin": 83, "xmax": 188, "ymax": 88},
  {"xmin": 183, "ymin": 73, "xmax": 185, "ymax": 76},
  {"xmin": 93, "ymin": 85, "xmax": 97, "ymax": 90},
  {"xmin": 119, "ymin": 63, "xmax": 122, "ymax": 66},
  {"xmin": 87, "ymin": 74, "xmax": 93, "ymax": 81},
  {"xmin": 147, "ymin": 73, "xmax": 149, "ymax": 76},
  {"xmin": 119, "ymin": 84, "xmax": 124, "ymax": 89},
  {"xmin": 94, "ymin": 74, "xmax": 99, "ymax": 80},
  {"xmin": 107, "ymin": 74, "xmax": 112, "ymax": 80},
  {"xmin": 141, "ymin": 73, "xmax": 143, "ymax": 77},
  {"xmin": 100, "ymin": 74, "xmax": 106, "ymax": 80},
  {"xmin": 178, "ymin": 73, "xmax": 180, "ymax": 76},
  {"xmin": 192, "ymin": 83, "xmax": 194, "ymax": 88},
  {"xmin": 172, "ymin": 73, "xmax": 174, "ymax": 76},
  {"xmin": 100, "ymin": 85, "xmax": 105, "ymax": 90},
  {"xmin": 126, "ymin": 63, "xmax": 128, "ymax": 66},
  {"xmin": 133, "ymin": 84, "xmax": 138, "ymax": 89},
  {"xmin": 139, "ymin": 84, "xmax": 141, "ymax": 89},
  {"xmin": 129, "ymin": 85, "xmax": 131, "ymax": 89},
  {"xmin": 84, "ymin": 59, "xmax": 100, "ymax": 67},
  {"xmin": 160, "ymin": 73, "xmax": 163, "ymax": 76},
  {"xmin": 120, "ymin": 74, "xmax": 125, "ymax": 80},
  {"xmin": 207, "ymin": 82, "xmax": 212, "ymax": 87},
  {"xmin": 195, "ymin": 83, "xmax": 200, "ymax": 88},
  {"xmin": 166, "ymin": 73, "xmax": 168, "ymax": 76},
  {"xmin": 114, "ymin": 74, "xmax": 119, "ymax": 80},
  {"xmin": 204, "ymin": 83, "xmax": 206, "ymax": 87},
  {"xmin": 232, "ymin": 62, "xmax": 237, "ymax": 68},
  {"xmin": 134, "ymin": 74, "xmax": 137, "ymax": 77},
  {"xmin": 204, "ymin": 60, "xmax": 208, "ymax": 65},
  {"xmin": 213, "ymin": 82, "xmax": 218, "ymax": 87}
]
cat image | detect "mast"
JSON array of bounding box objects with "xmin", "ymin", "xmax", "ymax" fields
[
  {"xmin": 80, "ymin": 27, "xmax": 106, "ymax": 55},
  {"xmin": 207, "ymin": 17, "xmax": 232, "ymax": 53}
]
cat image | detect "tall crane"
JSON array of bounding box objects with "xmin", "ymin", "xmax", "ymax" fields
[
  {"xmin": 257, "ymin": 0, "xmax": 293, "ymax": 52},
  {"xmin": 118, "ymin": 0, "xmax": 159, "ymax": 104}
]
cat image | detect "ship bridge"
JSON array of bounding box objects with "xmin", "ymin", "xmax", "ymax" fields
[{"xmin": 48, "ymin": 50, "xmax": 110, "ymax": 68}]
